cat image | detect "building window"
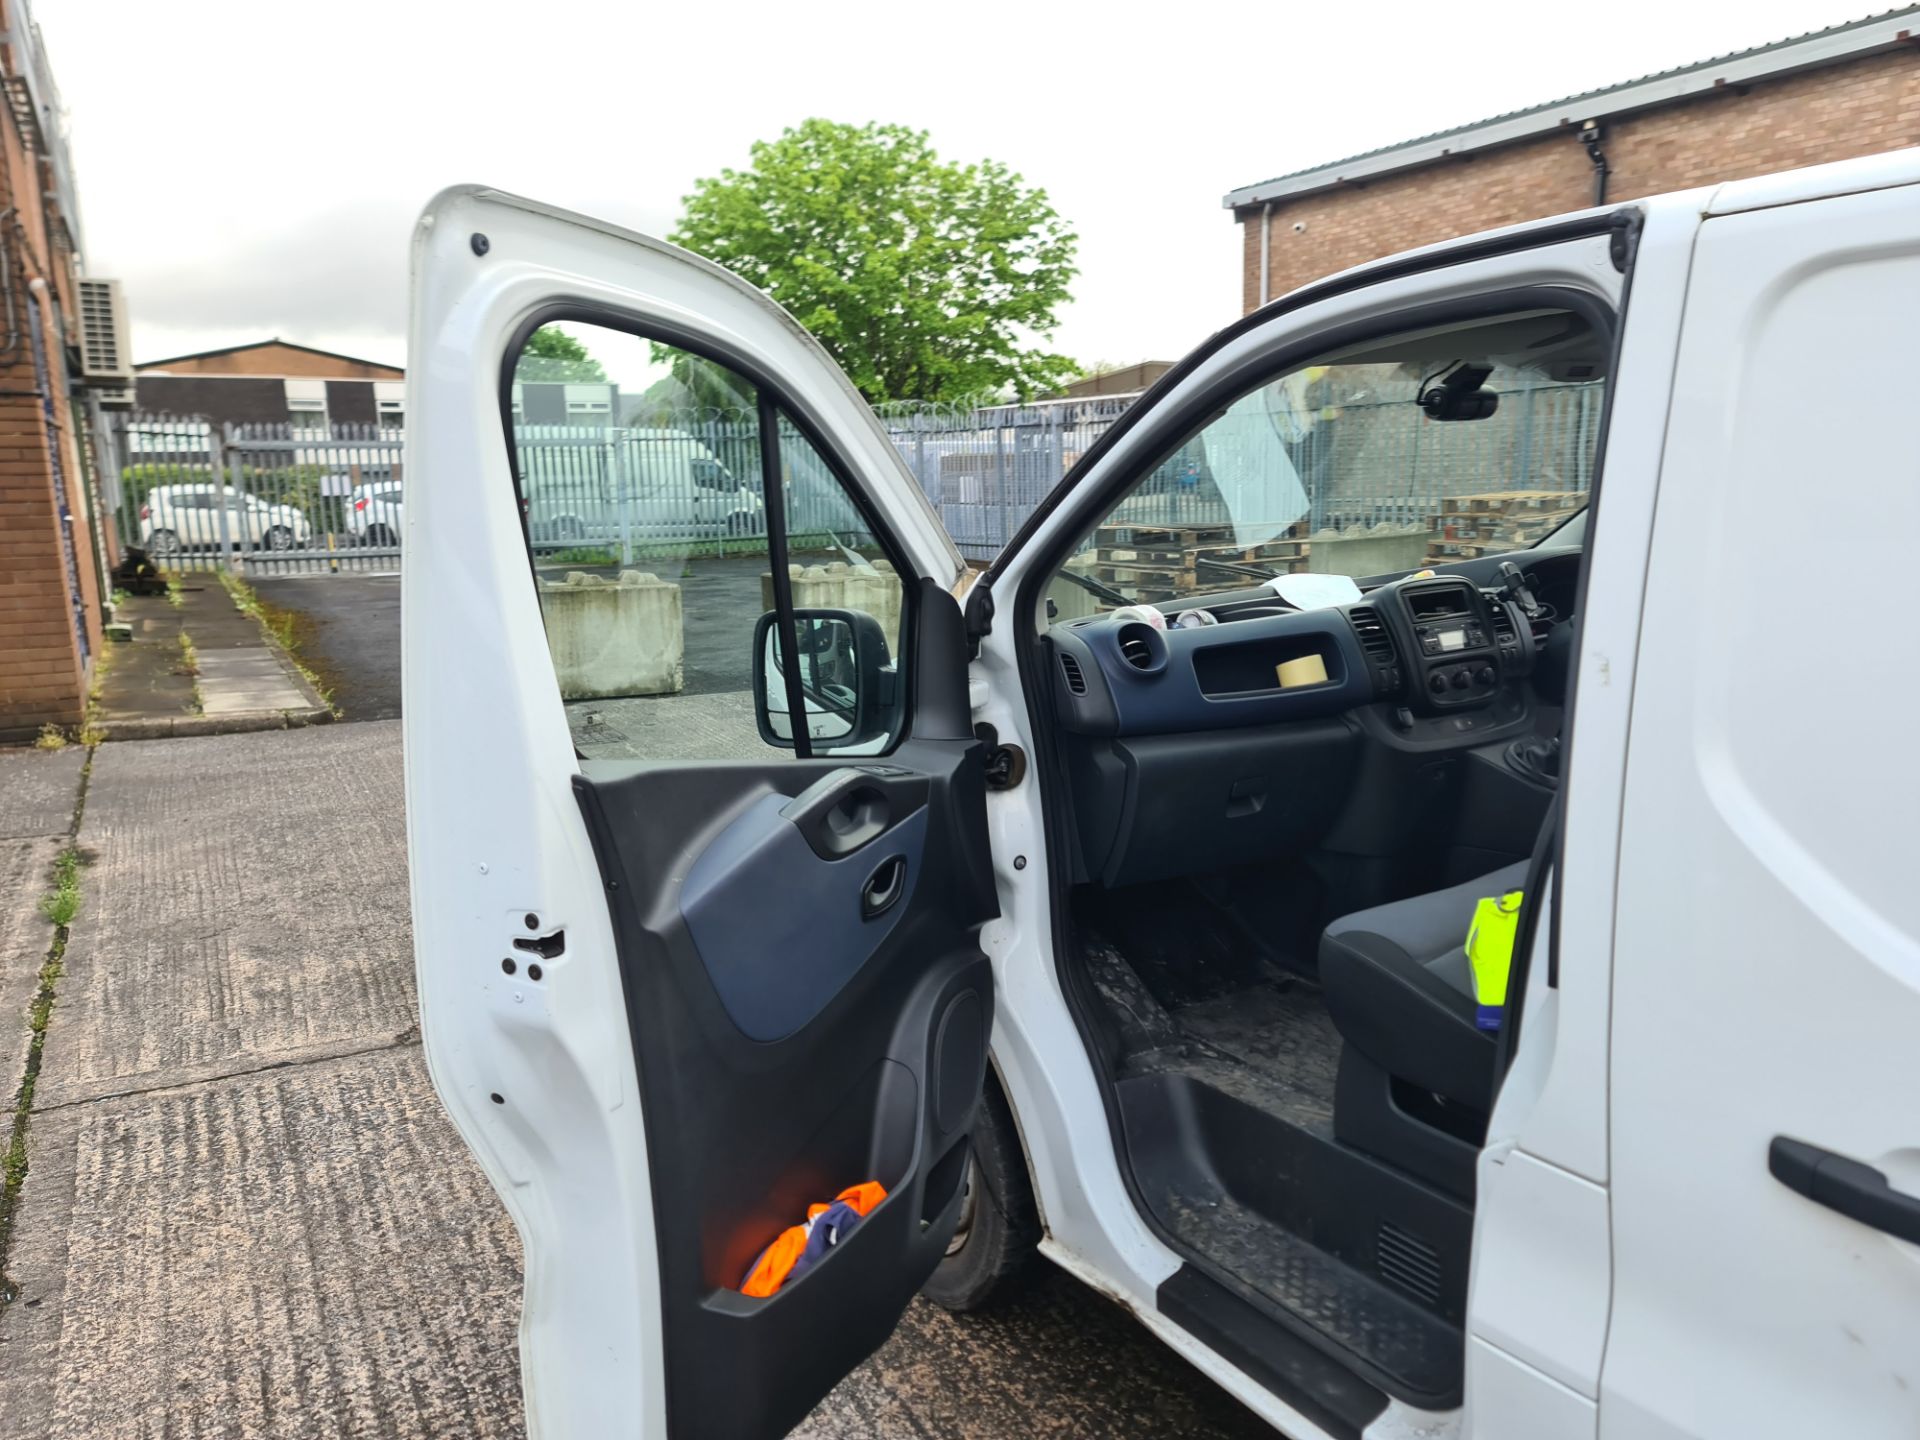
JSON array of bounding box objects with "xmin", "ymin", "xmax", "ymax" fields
[
  {"xmin": 377, "ymin": 399, "xmax": 405, "ymax": 429},
  {"xmin": 564, "ymin": 382, "xmax": 614, "ymax": 419},
  {"xmin": 288, "ymin": 399, "xmax": 328, "ymax": 436}
]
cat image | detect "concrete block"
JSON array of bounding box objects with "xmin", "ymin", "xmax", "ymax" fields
[
  {"xmin": 537, "ymin": 570, "xmax": 683, "ymax": 698},
  {"xmin": 1306, "ymin": 528, "xmax": 1431, "ymax": 579},
  {"xmin": 760, "ymin": 558, "xmax": 904, "ymax": 653}
]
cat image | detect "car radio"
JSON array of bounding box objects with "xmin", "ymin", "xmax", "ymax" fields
[{"xmin": 1400, "ymin": 581, "xmax": 1500, "ymax": 708}]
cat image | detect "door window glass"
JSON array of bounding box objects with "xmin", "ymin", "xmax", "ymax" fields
[
  {"xmin": 1045, "ymin": 307, "xmax": 1608, "ymax": 621},
  {"xmin": 504, "ymin": 321, "xmax": 907, "ymax": 762}
]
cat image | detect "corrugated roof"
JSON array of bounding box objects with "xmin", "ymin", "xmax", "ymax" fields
[{"xmin": 1225, "ymin": 7, "xmax": 1920, "ymax": 209}]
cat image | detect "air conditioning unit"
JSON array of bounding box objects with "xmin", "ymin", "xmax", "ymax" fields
[{"xmin": 76, "ymin": 278, "xmax": 132, "ymax": 385}]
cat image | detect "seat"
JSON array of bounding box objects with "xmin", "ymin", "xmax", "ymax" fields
[{"xmin": 1318, "ymin": 861, "xmax": 1528, "ymax": 1196}]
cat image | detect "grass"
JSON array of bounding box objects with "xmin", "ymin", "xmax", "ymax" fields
[
  {"xmin": 38, "ymin": 848, "xmax": 81, "ymax": 927},
  {"xmin": 533, "ymin": 532, "xmax": 833, "ymax": 567},
  {"xmin": 32, "ymin": 724, "xmax": 66, "ymax": 752},
  {"xmin": 171, "ymin": 633, "xmax": 204, "ymax": 714},
  {"xmin": 220, "ymin": 572, "xmax": 339, "ymax": 716},
  {"xmin": 0, "ymin": 752, "xmax": 92, "ymax": 1305},
  {"xmin": 545, "ymin": 546, "xmax": 623, "ymax": 566},
  {"xmin": 164, "ymin": 573, "xmax": 184, "ymax": 609}
]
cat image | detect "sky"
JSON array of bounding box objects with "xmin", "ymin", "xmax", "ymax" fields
[{"xmin": 34, "ymin": 0, "xmax": 1878, "ymax": 377}]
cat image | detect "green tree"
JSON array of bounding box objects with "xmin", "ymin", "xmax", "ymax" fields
[
  {"xmin": 671, "ymin": 120, "xmax": 1079, "ymax": 403},
  {"xmin": 516, "ymin": 325, "xmax": 608, "ymax": 382}
]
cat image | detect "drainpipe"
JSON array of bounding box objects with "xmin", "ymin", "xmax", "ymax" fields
[
  {"xmin": 1579, "ymin": 121, "xmax": 1610, "ymax": 206},
  {"xmin": 1258, "ymin": 201, "xmax": 1273, "ymax": 306}
]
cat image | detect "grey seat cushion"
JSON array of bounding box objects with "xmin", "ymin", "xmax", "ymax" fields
[{"xmin": 1318, "ymin": 862, "xmax": 1528, "ymax": 1110}]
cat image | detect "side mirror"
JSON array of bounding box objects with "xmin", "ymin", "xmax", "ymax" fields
[{"xmin": 754, "ymin": 608, "xmax": 891, "ymax": 749}]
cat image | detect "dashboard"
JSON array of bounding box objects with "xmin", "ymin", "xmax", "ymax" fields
[{"xmin": 1043, "ymin": 543, "xmax": 1581, "ymax": 888}]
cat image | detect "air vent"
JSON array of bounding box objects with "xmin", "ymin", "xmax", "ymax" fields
[
  {"xmin": 76, "ymin": 279, "xmax": 132, "ymax": 384},
  {"xmin": 1490, "ymin": 605, "xmax": 1516, "ymax": 645},
  {"xmin": 1113, "ymin": 620, "xmax": 1167, "ymax": 675},
  {"xmin": 1059, "ymin": 650, "xmax": 1087, "ymax": 695},
  {"xmin": 1348, "ymin": 605, "xmax": 1397, "ymax": 665},
  {"xmin": 1376, "ymin": 1221, "xmax": 1443, "ymax": 1307}
]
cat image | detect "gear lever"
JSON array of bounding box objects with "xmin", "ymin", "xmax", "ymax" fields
[{"xmin": 1505, "ymin": 734, "xmax": 1562, "ymax": 787}]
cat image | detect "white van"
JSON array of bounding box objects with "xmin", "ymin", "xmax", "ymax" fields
[
  {"xmin": 402, "ymin": 150, "xmax": 1920, "ymax": 1440},
  {"xmin": 518, "ymin": 425, "xmax": 762, "ymax": 546}
]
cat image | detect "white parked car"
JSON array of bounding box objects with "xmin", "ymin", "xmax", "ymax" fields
[
  {"xmin": 139, "ymin": 483, "xmax": 310, "ymax": 555},
  {"xmin": 348, "ymin": 480, "xmax": 404, "ymax": 548},
  {"xmin": 403, "ymin": 155, "xmax": 1920, "ymax": 1440}
]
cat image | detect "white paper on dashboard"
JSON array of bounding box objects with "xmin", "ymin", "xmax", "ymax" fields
[{"xmin": 1267, "ymin": 573, "xmax": 1363, "ymax": 610}]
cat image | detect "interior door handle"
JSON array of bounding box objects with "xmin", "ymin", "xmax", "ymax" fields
[
  {"xmin": 861, "ymin": 856, "xmax": 907, "ymax": 919},
  {"xmin": 781, "ymin": 766, "xmax": 930, "ymax": 861},
  {"xmin": 1770, "ymin": 1136, "xmax": 1920, "ymax": 1245}
]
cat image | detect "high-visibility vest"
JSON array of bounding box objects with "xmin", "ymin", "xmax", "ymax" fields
[{"xmin": 1466, "ymin": 890, "xmax": 1525, "ymax": 1031}]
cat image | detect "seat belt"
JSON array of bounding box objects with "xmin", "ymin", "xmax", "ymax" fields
[{"xmin": 1492, "ymin": 792, "xmax": 1561, "ymax": 1083}]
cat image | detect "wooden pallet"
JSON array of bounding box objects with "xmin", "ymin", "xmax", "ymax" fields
[
  {"xmin": 1431, "ymin": 489, "xmax": 1584, "ymax": 516},
  {"xmin": 1093, "ymin": 539, "xmax": 1312, "ymax": 589}
]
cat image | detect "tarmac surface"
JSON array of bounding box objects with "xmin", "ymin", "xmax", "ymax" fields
[{"xmin": 0, "ymin": 723, "xmax": 1271, "ymax": 1439}]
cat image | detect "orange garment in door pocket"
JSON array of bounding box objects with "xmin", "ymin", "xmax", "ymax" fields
[{"xmin": 739, "ymin": 1182, "xmax": 888, "ymax": 1298}]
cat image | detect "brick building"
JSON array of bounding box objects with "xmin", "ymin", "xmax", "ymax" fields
[
  {"xmin": 0, "ymin": 2, "xmax": 129, "ymax": 743},
  {"xmin": 134, "ymin": 339, "xmax": 407, "ymax": 432},
  {"xmin": 1227, "ymin": 8, "xmax": 1920, "ymax": 308}
]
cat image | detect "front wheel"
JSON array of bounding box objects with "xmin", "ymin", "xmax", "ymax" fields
[
  {"xmin": 265, "ymin": 525, "xmax": 296, "ymax": 552},
  {"xmin": 145, "ymin": 528, "xmax": 180, "ymax": 558},
  {"xmin": 921, "ymin": 1076, "xmax": 1039, "ymax": 1312}
]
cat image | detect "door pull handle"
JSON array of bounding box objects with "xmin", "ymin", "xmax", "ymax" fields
[
  {"xmin": 860, "ymin": 856, "xmax": 907, "ymax": 920},
  {"xmin": 1770, "ymin": 1136, "xmax": 1920, "ymax": 1245}
]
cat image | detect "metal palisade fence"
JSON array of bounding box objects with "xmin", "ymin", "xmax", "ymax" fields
[{"xmin": 106, "ymin": 381, "xmax": 1601, "ymax": 575}]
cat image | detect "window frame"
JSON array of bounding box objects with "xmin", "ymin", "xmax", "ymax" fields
[{"xmin": 496, "ymin": 303, "xmax": 921, "ymax": 760}]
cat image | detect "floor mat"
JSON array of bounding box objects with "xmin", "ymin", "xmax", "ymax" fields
[
  {"xmin": 1082, "ymin": 912, "xmax": 1343, "ymax": 1134},
  {"xmin": 1138, "ymin": 981, "xmax": 1343, "ymax": 1131},
  {"xmin": 1080, "ymin": 889, "xmax": 1466, "ymax": 1408}
]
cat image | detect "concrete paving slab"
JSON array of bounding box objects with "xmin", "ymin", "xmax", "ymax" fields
[
  {"xmin": 0, "ymin": 1046, "xmax": 525, "ymax": 1440},
  {"xmin": 36, "ymin": 722, "xmax": 415, "ymax": 1109},
  {"xmin": 196, "ymin": 651, "xmax": 288, "ymax": 679},
  {"xmin": 2, "ymin": 710, "xmax": 1270, "ymax": 1438},
  {"xmin": 199, "ymin": 687, "xmax": 306, "ymax": 716},
  {"xmin": 0, "ymin": 837, "xmax": 61, "ymax": 1113},
  {"xmin": 195, "ymin": 649, "xmax": 311, "ymax": 715},
  {"xmin": 0, "ymin": 748, "xmax": 83, "ymax": 839}
]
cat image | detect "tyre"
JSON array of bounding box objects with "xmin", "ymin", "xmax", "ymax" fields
[
  {"xmin": 726, "ymin": 509, "xmax": 758, "ymax": 538},
  {"xmin": 366, "ymin": 523, "xmax": 397, "ymax": 548},
  {"xmin": 922, "ymin": 1075, "xmax": 1040, "ymax": 1312},
  {"xmin": 266, "ymin": 525, "xmax": 295, "ymax": 552},
  {"xmin": 146, "ymin": 528, "xmax": 180, "ymax": 557}
]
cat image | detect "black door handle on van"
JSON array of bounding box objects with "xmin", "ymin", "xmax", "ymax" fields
[
  {"xmin": 1769, "ymin": 1136, "xmax": 1920, "ymax": 1245},
  {"xmin": 781, "ymin": 766, "xmax": 931, "ymax": 861}
]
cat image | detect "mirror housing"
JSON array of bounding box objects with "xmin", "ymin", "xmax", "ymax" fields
[{"xmin": 753, "ymin": 608, "xmax": 892, "ymax": 750}]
